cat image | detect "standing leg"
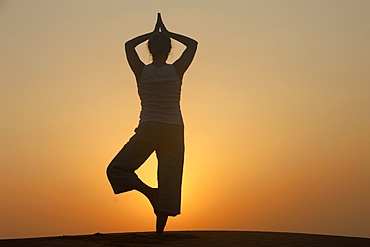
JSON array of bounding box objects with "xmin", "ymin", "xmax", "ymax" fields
[
  {"xmin": 156, "ymin": 211, "xmax": 168, "ymax": 237},
  {"xmin": 155, "ymin": 124, "xmax": 185, "ymax": 235}
]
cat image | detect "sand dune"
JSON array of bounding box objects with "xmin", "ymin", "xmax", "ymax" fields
[{"xmin": 1, "ymin": 231, "xmax": 369, "ymax": 247}]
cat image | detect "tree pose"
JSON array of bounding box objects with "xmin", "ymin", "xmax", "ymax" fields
[{"xmin": 107, "ymin": 13, "xmax": 198, "ymax": 237}]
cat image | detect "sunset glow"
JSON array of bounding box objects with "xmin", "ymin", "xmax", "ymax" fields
[{"xmin": 1, "ymin": 0, "xmax": 369, "ymax": 239}]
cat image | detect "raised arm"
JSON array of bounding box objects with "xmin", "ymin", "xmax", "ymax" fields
[
  {"xmin": 158, "ymin": 14, "xmax": 198, "ymax": 78},
  {"xmin": 170, "ymin": 32, "xmax": 198, "ymax": 78},
  {"xmin": 125, "ymin": 21, "xmax": 159, "ymax": 81}
]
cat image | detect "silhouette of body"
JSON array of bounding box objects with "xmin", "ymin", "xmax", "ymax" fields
[{"xmin": 107, "ymin": 13, "xmax": 197, "ymax": 236}]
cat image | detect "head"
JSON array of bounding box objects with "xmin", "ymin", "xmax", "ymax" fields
[{"xmin": 147, "ymin": 32, "xmax": 172, "ymax": 59}]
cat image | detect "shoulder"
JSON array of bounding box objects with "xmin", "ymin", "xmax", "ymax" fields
[
  {"xmin": 165, "ymin": 64, "xmax": 181, "ymax": 79},
  {"xmin": 137, "ymin": 64, "xmax": 151, "ymax": 81}
]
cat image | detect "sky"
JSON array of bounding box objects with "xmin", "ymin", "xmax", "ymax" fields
[{"xmin": 1, "ymin": 0, "xmax": 370, "ymax": 239}]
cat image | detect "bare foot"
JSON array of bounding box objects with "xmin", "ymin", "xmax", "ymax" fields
[
  {"xmin": 134, "ymin": 181, "xmax": 158, "ymax": 213},
  {"xmin": 155, "ymin": 232, "xmax": 164, "ymax": 239}
]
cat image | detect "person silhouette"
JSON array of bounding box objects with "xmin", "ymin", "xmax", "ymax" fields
[{"xmin": 107, "ymin": 13, "xmax": 198, "ymax": 236}]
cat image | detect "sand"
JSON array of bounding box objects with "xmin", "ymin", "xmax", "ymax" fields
[{"xmin": 1, "ymin": 231, "xmax": 369, "ymax": 247}]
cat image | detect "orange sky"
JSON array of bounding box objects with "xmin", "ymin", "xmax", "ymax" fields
[{"xmin": 1, "ymin": 0, "xmax": 370, "ymax": 239}]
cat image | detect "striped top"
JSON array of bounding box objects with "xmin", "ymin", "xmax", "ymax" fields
[{"xmin": 137, "ymin": 64, "xmax": 183, "ymax": 125}]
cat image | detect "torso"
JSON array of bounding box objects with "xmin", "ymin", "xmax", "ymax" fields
[{"xmin": 137, "ymin": 64, "xmax": 183, "ymax": 125}]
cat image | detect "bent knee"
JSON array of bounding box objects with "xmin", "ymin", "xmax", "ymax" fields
[{"xmin": 106, "ymin": 162, "xmax": 119, "ymax": 181}]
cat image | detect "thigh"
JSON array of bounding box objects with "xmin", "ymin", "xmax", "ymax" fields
[{"xmin": 111, "ymin": 123, "xmax": 161, "ymax": 171}]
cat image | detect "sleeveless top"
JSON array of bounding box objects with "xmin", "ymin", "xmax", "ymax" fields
[{"xmin": 137, "ymin": 64, "xmax": 183, "ymax": 125}]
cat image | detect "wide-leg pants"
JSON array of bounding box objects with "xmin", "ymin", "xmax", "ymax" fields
[{"xmin": 107, "ymin": 121, "xmax": 185, "ymax": 216}]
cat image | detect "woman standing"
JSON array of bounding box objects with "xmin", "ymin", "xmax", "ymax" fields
[{"xmin": 107, "ymin": 13, "xmax": 198, "ymax": 236}]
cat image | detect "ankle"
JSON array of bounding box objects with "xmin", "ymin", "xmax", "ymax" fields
[{"xmin": 156, "ymin": 211, "xmax": 168, "ymax": 235}]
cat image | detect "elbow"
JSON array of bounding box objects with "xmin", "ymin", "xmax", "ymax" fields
[
  {"xmin": 191, "ymin": 40, "xmax": 198, "ymax": 50},
  {"xmin": 124, "ymin": 41, "xmax": 135, "ymax": 53},
  {"xmin": 125, "ymin": 40, "xmax": 135, "ymax": 50}
]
